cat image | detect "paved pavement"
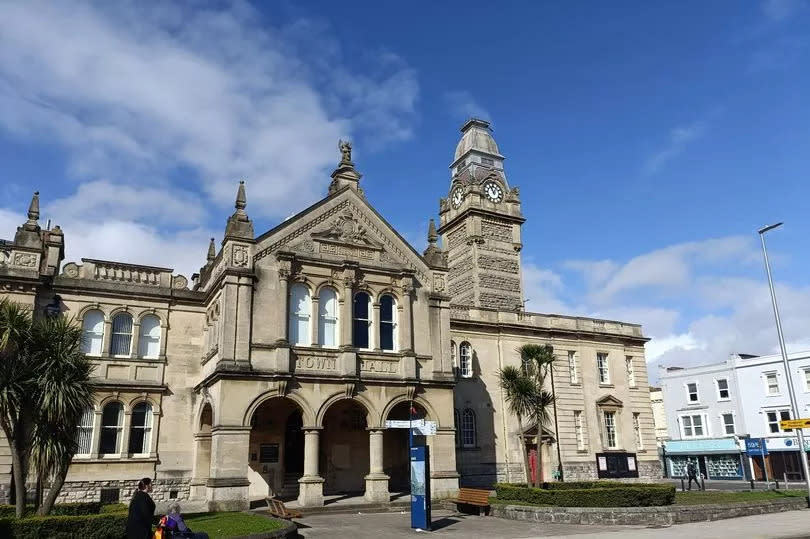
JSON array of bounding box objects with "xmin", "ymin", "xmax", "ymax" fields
[{"xmin": 293, "ymin": 508, "xmax": 810, "ymax": 539}]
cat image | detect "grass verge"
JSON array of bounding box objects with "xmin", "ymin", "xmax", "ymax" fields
[{"xmin": 183, "ymin": 512, "xmax": 285, "ymax": 539}]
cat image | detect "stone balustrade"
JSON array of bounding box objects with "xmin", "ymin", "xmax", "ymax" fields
[
  {"xmin": 451, "ymin": 305, "xmax": 644, "ymax": 339},
  {"xmin": 60, "ymin": 258, "xmax": 188, "ymax": 289}
]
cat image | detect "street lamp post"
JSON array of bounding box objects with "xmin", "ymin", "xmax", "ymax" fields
[{"xmin": 758, "ymin": 222, "xmax": 810, "ymax": 507}]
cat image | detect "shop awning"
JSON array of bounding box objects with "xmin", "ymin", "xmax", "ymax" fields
[{"xmin": 665, "ymin": 438, "xmax": 741, "ymax": 455}]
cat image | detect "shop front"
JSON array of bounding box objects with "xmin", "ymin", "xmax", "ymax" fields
[
  {"xmin": 664, "ymin": 438, "xmax": 744, "ymax": 480},
  {"xmin": 758, "ymin": 437, "xmax": 810, "ymax": 481}
]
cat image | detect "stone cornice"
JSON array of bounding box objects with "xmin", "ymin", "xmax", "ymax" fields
[{"xmin": 450, "ymin": 317, "xmax": 649, "ymax": 346}]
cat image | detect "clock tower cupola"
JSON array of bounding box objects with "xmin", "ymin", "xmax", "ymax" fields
[{"xmin": 437, "ymin": 118, "xmax": 525, "ymax": 311}]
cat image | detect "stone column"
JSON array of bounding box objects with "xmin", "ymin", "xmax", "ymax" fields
[
  {"xmin": 119, "ymin": 410, "xmax": 132, "ymax": 457},
  {"xmin": 278, "ymin": 269, "xmax": 291, "ymax": 342},
  {"xmin": 89, "ymin": 410, "xmax": 103, "ymax": 459},
  {"xmin": 364, "ymin": 429, "xmax": 389, "ymax": 503},
  {"xmin": 149, "ymin": 409, "xmax": 160, "ymax": 458},
  {"xmin": 341, "ymin": 280, "xmax": 353, "ymax": 347},
  {"xmin": 132, "ymin": 321, "xmax": 141, "ymax": 357},
  {"xmin": 428, "ymin": 428, "xmax": 460, "ymax": 499},
  {"xmin": 400, "ymin": 284, "xmax": 413, "ymax": 352},
  {"xmin": 190, "ymin": 432, "xmax": 212, "ymax": 500},
  {"xmin": 372, "ymin": 302, "xmax": 381, "ymax": 351},
  {"xmin": 102, "ymin": 319, "xmax": 112, "ymax": 356},
  {"xmin": 310, "ymin": 295, "xmax": 320, "ymax": 346},
  {"xmin": 207, "ymin": 426, "xmax": 251, "ymax": 511},
  {"xmin": 298, "ymin": 428, "xmax": 324, "ymax": 506}
]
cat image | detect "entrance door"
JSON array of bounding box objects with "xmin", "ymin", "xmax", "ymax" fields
[
  {"xmin": 698, "ymin": 456, "xmax": 708, "ymax": 479},
  {"xmin": 284, "ymin": 411, "xmax": 304, "ymax": 474}
]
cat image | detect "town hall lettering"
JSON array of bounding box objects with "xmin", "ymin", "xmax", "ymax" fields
[
  {"xmin": 295, "ymin": 357, "xmax": 337, "ymax": 371},
  {"xmin": 360, "ymin": 359, "xmax": 399, "ymax": 374}
]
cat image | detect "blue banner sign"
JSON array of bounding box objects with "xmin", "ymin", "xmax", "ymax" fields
[
  {"xmin": 410, "ymin": 445, "xmax": 431, "ymax": 530},
  {"xmin": 745, "ymin": 438, "xmax": 768, "ymax": 456}
]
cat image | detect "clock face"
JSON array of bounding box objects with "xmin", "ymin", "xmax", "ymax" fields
[
  {"xmin": 483, "ymin": 181, "xmax": 503, "ymax": 203},
  {"xmin": 451, "ymin": 187, "xmax": 464, "ymax": 208}
]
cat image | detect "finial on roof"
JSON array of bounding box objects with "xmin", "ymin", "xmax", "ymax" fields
[
  {"xmin": 28, "ymin": 191, "xmax": 40, "ymax": 221},
  {"xmin": 427, "ymin": 219, "xmax": 437, "ymax": 245},
  {"xmin": 224, "ymin": 181, "xmax": 254, "ymax": 241},
  {"xmin": 21, "ymin": 191, "xmax": 41, "ymax": 232},
  {"xmin": 235, "ymin": 180, "xmax": 246, "ymax": 212},
  {"xmin": 207, "ymin": 237, "xmax": 216, "ymax": 261},
  {"xmin": 339, "ymin": 139, "xmax": 353, "ymax": 166}
]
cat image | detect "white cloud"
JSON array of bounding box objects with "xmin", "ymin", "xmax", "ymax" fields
[
  {"xmin": 444, "ymin": 91, "xmax": 490, "ymax": 122},
  {"xmin": 0, "ymin": 1, "xmax": 419, "ymax": 219},
  {"xmin": 521, "ymin": 263, "xmax": 568, "ymax": 313},
  {"xmin": 642, "ymin": 121, "xmax": 707, "ymax": 175},
  {"xmin": 762, "ymin": 0, "xmax": 806, "ymax": 21}
]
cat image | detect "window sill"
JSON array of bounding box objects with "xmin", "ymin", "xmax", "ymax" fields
[
  {"xmin": 73, "ymin": 456, "xmax": 158, "ymax": 464},
  {"xmin": 599, "ymin": 383, "xmax": 614, "ymax": 388},
  {"xmin": 570, "ymin": 382, "xmax": 582, "ymax": 387},
  {"xmin": 576, "ymin": 449, "xmax": 589, "ymax": 454},
  {"xmin": 460, "ymin": 446, "xmax": 480, "ymax": 452},
  {"xmin": 717, "ymin": 398, "xmax": 731, "ymax": 402}
]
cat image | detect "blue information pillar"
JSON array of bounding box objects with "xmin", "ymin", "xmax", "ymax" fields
[{"xmin": 410, "ymin": 445, "xmax": 431, "ymax": 530}]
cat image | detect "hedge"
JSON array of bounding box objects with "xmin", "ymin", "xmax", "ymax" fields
[
  {"xmin": 502, "ymin": 481, "xmax": 638, "ymax": 491},
  {"xmin": 0, "ymin": 501, "xmax": 106, "ymax": 518},
  {"xmin": 0, "ymin": 513, "xmax": 128, "ymax": 538},
  {"xmin": 495, "ymin": 483, "xmax": 676, "ymax": 507}
]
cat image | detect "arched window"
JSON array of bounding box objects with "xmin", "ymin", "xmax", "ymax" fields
[
  {"xmin": 451, "ymin": 341, "xmax": 457, "ymax": 369},
  {"xmin": 99, "ymin": 402, "xmax": 123, "ymax": 455},
  {"xmin": 454, "ymin": 409, "xmax": 461, "ymax": 448},
  {"xmin": 128, "ymin": 402, "xmax": 153, "ymax": 454},
  {"xmin": 289, "ymin": 284, "xmax": 311, "ymax": 346},
  {"xmin": 353, "ymin": 292, "xmax": 371, "ymax": 349},
  {"xmin": 138, "ymin": 315, "xmax": 161, "ymax": 358},
  {"xmin": 75, "ymin": 407, "xmax": 94, "ymax": 455},
  {"xmin": 379, "ymin": 294, "xmax": 397, "ymax": 351},
  {"xmin": 462, "ymin": 408, "xmax": 477, "ymax": 448},
  {"xmin": 81, "ymin": 310, "xmax": 104, "ymax": 356},
  {"xmin": 318, "ymin": 287, "xmax": 338, "ymax": 347},
  {"xmin": 110, "ymin": 313, "xmax": 133, "ymax": 356},
  {"xmin": 459, "ymin": 342, "xmax": 472, "ymax": 378}
]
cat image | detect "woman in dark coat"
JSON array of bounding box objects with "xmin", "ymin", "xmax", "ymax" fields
[{"xmin": 126, "ymin": 477, "xmax": 156, "ymax": 539}]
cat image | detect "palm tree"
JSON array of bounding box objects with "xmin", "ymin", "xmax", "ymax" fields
[
  {"xmin": 0, "ymin": 299, "xmax": 95, "ymax": 516},
  {"xmin": 498, "ymin": 344, "xmax": 556, "ymax": 488},
  {"xmin": 30, "ymin": 315, "xmax": 94, "ymax": 515},
  {"xmin": 0, "ymin": 298, "xmax": 37, "ymax": 518}
]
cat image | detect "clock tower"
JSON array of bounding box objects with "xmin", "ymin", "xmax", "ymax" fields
[{"xmin": 438, "ymin": 118, "xmax": 525, "ymax": 311}]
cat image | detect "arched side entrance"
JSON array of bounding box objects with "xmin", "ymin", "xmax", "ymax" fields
[
  {"xmin": 191, "ymin": 403, "xmax": 213, "ymax": 500},
  {"xmin": 321, "ymin": 399, "xmax": 369, "ymax": 494},
  {"xmin": 384, "ymin": 401, "xmax": 427, "ymax": 493},
  {"xmin": 248, "ymin": 397, "xmax": 305, "ymax": 501}
]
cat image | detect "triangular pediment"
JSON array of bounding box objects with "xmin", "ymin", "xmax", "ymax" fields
[
  {"xmin": 254, "ymin": 188, "xmax": 431, "ymax": 283},
  {"xmin": 596, "ymin": 395, "xmax": 624, "ymax": 408}
]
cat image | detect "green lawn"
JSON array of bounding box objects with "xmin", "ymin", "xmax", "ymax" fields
[
  {"xmin": 675, "ymin": 490, "xmax": 807, "ymax": 505},
  {"xmin": 182, "ymin": 512, "xmax": 286, "ymax": 539}
]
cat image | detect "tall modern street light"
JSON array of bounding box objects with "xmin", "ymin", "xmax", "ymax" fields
[{"xmin": 758, "ymin": 222, "xmax": 810, "ymax": 506}]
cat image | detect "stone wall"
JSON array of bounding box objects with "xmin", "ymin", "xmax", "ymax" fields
[
  {"xmin": 53, "ymin": 477, "xmax": 191, "ymax": 505},
  {"xmin": 488, "ymin": 497, "xmax": 807, "ymax": 526},
  {"xmin": 561, "ymin": 460, "xmax": 663, "ymax": 482}
]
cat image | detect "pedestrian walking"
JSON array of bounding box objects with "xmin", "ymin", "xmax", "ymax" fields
[{"xmin": 686, "ymin": 460, "xmax": 700, "ymax": 491}]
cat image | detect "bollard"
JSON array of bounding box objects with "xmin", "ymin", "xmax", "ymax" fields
[
  {"xmin": 784, "ymin": 473, "xmax": 789, "ymax": 490},
  {"xmin": 681, "ymin": 477, "xmax": 685, "ymax": 492},
  {"xmin": 775, "ymin": 479, "xmax": 780, "ymax": 490},
  {"xmin": 701, "ymin": 476, "xmax": 705, "ymax": 491},
  {"xmin": 750, "ymin": 479, "xmax": 755, "ymax": 490}
]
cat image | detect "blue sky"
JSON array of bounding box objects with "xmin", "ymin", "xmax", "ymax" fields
[{"xmin": 1, "ymin": 0, "xmax": 810, "ymax": 377}]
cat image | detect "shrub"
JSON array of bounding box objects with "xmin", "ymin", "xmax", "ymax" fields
[
  {"xmin": 495, "ymin": 483, "xmax": 675, "ymax": 507},
  {"xmin": 101, "ymin": 503, "xmax": 129, "ymax": 514},
  {"xmin": 0, "ymin": 513, "xmax": 128, "ymax": 539},
  {"xmin": 0, "ymin": 501, "xmax": 105, "ymax": 517}
]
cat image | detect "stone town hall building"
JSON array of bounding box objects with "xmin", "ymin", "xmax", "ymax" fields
[{"xmin": 0, "ymin": 119, "xmax": 660, "ymax": 509}]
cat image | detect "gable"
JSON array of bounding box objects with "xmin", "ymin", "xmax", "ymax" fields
[
  {"xmin": 254, "ymin": 188, "xmax": 431, "ymax": 283},
  {"xmin": 596, "ymin": 395, "xmax": 624, "ymax": 408}
]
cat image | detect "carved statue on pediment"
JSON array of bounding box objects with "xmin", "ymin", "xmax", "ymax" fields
[{"xmin": 339, "ymin": 139, "xmax": 352, "ymax": 165}]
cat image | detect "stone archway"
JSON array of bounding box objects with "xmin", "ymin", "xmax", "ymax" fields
[
  {"xmin": 191, "ymin": 403, "xmax": 213, "ymax": 500},
  {"xmin": 384, "ymin": 401, "xmax": 427, "ymax": 493},
  {"xmin": 320, "ymin": 399, "xmax": 369, "ymax": 495},
  {"xmin": 247, "ymin": 397, "xmax": 305, "ymax": 501}
]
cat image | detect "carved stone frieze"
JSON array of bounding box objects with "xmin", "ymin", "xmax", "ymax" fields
[
  {"xmin": 232, "ymin": 245, "xmax": 249, "ymax": 267},
  {"xmin": 12, "ymin": 252, "xmax": 38, "ymax": 268}
]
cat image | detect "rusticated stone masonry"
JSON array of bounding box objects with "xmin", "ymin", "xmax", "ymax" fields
[
  {"xmin": 481, "ymin": 220, "xmax": 511, "ymax": 241},
  {"xmin": 478, "ymin": 255, "xmax": 519, "ymax": 273},
  {"xmin": 479, "ymin": 274, "xmax": 521, "ymax": 292}
]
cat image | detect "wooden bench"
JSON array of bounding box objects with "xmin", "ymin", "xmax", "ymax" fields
[
  {"xmin": 265, "ymin": 496, "xmax": 303, "ymax": 520},
  {"xmin": 448, "ymin": 488, "xmax": 491, "ymax": 516}
]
